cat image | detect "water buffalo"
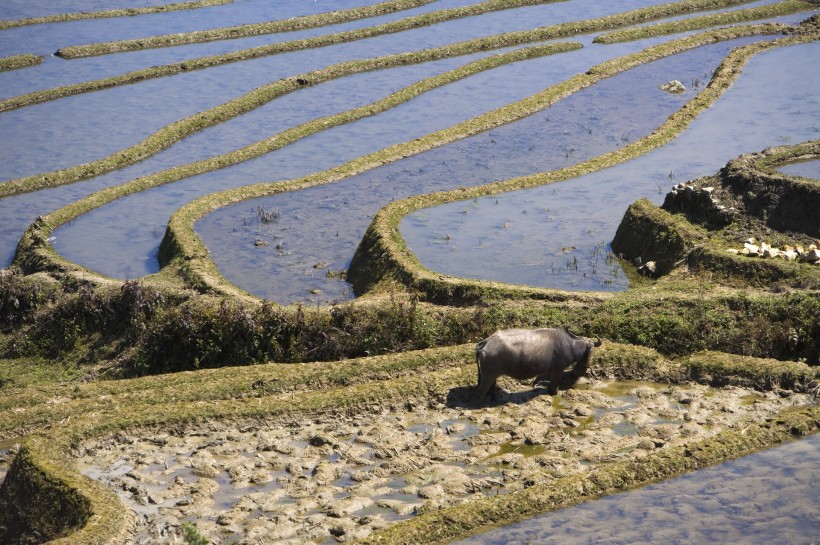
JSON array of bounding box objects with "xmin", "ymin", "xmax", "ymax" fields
[{"xmin": 473, "ymin": 328, "xmax": 601, "ymax": 403}]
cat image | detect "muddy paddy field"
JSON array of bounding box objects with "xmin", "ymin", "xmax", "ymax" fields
[
  {"xmin": 75, "ymin": 378, "xmax": 814, "ymax": 544},
  {"xmin": 1, "ymin": 1, "xmax": 819, "ymax": 544}
]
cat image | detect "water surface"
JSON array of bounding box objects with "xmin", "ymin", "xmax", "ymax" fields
[{"xmin": 779, "ymin": 159, "xmax": 820, "ymax": 180}]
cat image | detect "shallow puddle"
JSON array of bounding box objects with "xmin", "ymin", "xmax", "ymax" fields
[{"xmin": 778, "ymin": 158, "xmax": 820, "ymax": 180}]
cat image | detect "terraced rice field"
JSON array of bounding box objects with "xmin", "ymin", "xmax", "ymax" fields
[
  {"xmin": 1, "ymin": 0, "xmax": 816, "ymax": 303},
  {"xmin": 1, "ymin": 1, "xmax": 818, "ymax": 545}
]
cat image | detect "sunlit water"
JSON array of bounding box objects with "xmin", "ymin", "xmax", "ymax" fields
[
  {"xmin": 402, "ymin": 41, "xmax": 820, "ymax": 292},
  {"xmin": 194, "ymin": 41, "xmax": 740, "ymax": 302},
  {"xmin": 0, "ymin": 0, "xmax": 672, "ymax": 176},
  {"xmin": 0, "ymin": 1, "xmax": 807, "ymax": 301},
  {"xmin": 451, "ymin": 433, "xmax": 820, "ymax": 545}
]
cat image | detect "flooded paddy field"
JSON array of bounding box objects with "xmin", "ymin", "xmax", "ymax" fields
[
  {"xmin": 75, "ymin": 378, "xmax": 814, "ymax": 544},
  {"xmin": 195, "ymin": 40, "xmax": 737, "ymax": 302},
  {"xmin": 26, "ymin": 32, "xmax": 807, "ymax": 302}
]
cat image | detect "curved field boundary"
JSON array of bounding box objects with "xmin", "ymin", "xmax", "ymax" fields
[
  {"xmin": 595, "ymin": 0, "xmax": 816, "ymax": 44},
  {"xmin": 345, "ymin": 29, "xmax": 820, "ymax": 304},
  {"xmin": 152, "ymin": 25, "xmax": 800, "ymax": 300},
  {"xmin": 746, "ymin": 138, "xmax": 820, "ymax": 175},
  {"xmin": 0, "ymin": 0, "xmax": 759, "ymax": 114},
  {"xmin": 0, "ymin": 0, "xmax": 232, "ymax": 30},
  {"xmin": 10, "ymin": 44, "xmax": 579, "ymax": 284},
  {"xmin": 161, "ymin": 25, "xmax": 812, "ymax": 302},
  {"xmin": 0, "ymin": 54, "xmax": 42, "ymax": 72},
  {"xmin": 146, "ymin": 25, "xmax": 808, "ymax": 299},
  {"xmin": 0, "ymin": 341, "xmax": 816, "ymax": 544}
]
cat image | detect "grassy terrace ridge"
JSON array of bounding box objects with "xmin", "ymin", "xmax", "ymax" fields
[
  {"xmin": 345, "ymin": 29, "xmax": 820, "ymax": 304},
  {"xmin": 0, "ymin": 54, "xmax": 42, "ymax": 72},
  {"xmin": 0, "ymin": 0, "xmax": 232, "ymax": 30},
  {"xmin": 52, "ymin": 0, "xmax": 751, "ymax": 59},
  {"xmin": 595, "ymin": 0, "xmax": 817, "ymax": 43},
  {"xmin": 0, "ymin": 42, "xmax": 581, "ymax": 201},
  {"xmin": 0, "ymin": 0, "xmax": 759, "ymax": 115},
  {"xmin": 0, "ymin": 341, "xmax": 817, "ymax": 544},
  {"xmin": 51, "ymin": 0, "xmax": 496, "ymax": 57},
  {"xmin": 1, "ymin": 341, "xmax": 817, "ymax": 439},
  {"xmin": 137, "ymin": 25, "xmax": 817, "ymax": 300},
  {"xmin": 613, "ymin": 140, "xmax": 820, "ymax": 287},
  {"xmin": 54, "ymin": 0, "xmax": 559, "ymax": 59}
]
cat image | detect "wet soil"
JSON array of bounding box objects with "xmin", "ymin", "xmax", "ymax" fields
[{"xmin": 75, "ymin": 379, "xmax": 812, "ymax": 544}]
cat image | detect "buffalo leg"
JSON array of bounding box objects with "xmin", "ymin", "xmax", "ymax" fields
[
  {"xmin": 473, "ymin": 376, "xmax": 497, "ymax": 405},
  {"xmin": 547, "ymin": 366, "xmax": 562, "ymax": 395}
]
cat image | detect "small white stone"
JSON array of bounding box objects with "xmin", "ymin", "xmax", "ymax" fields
[
  {"xmin": 800, "ymin": 248, "xmax": 820, "ymax": 262},
  {"xmin": 660, "ymin": 80, "xmax": 686, "ymax": 93}
]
